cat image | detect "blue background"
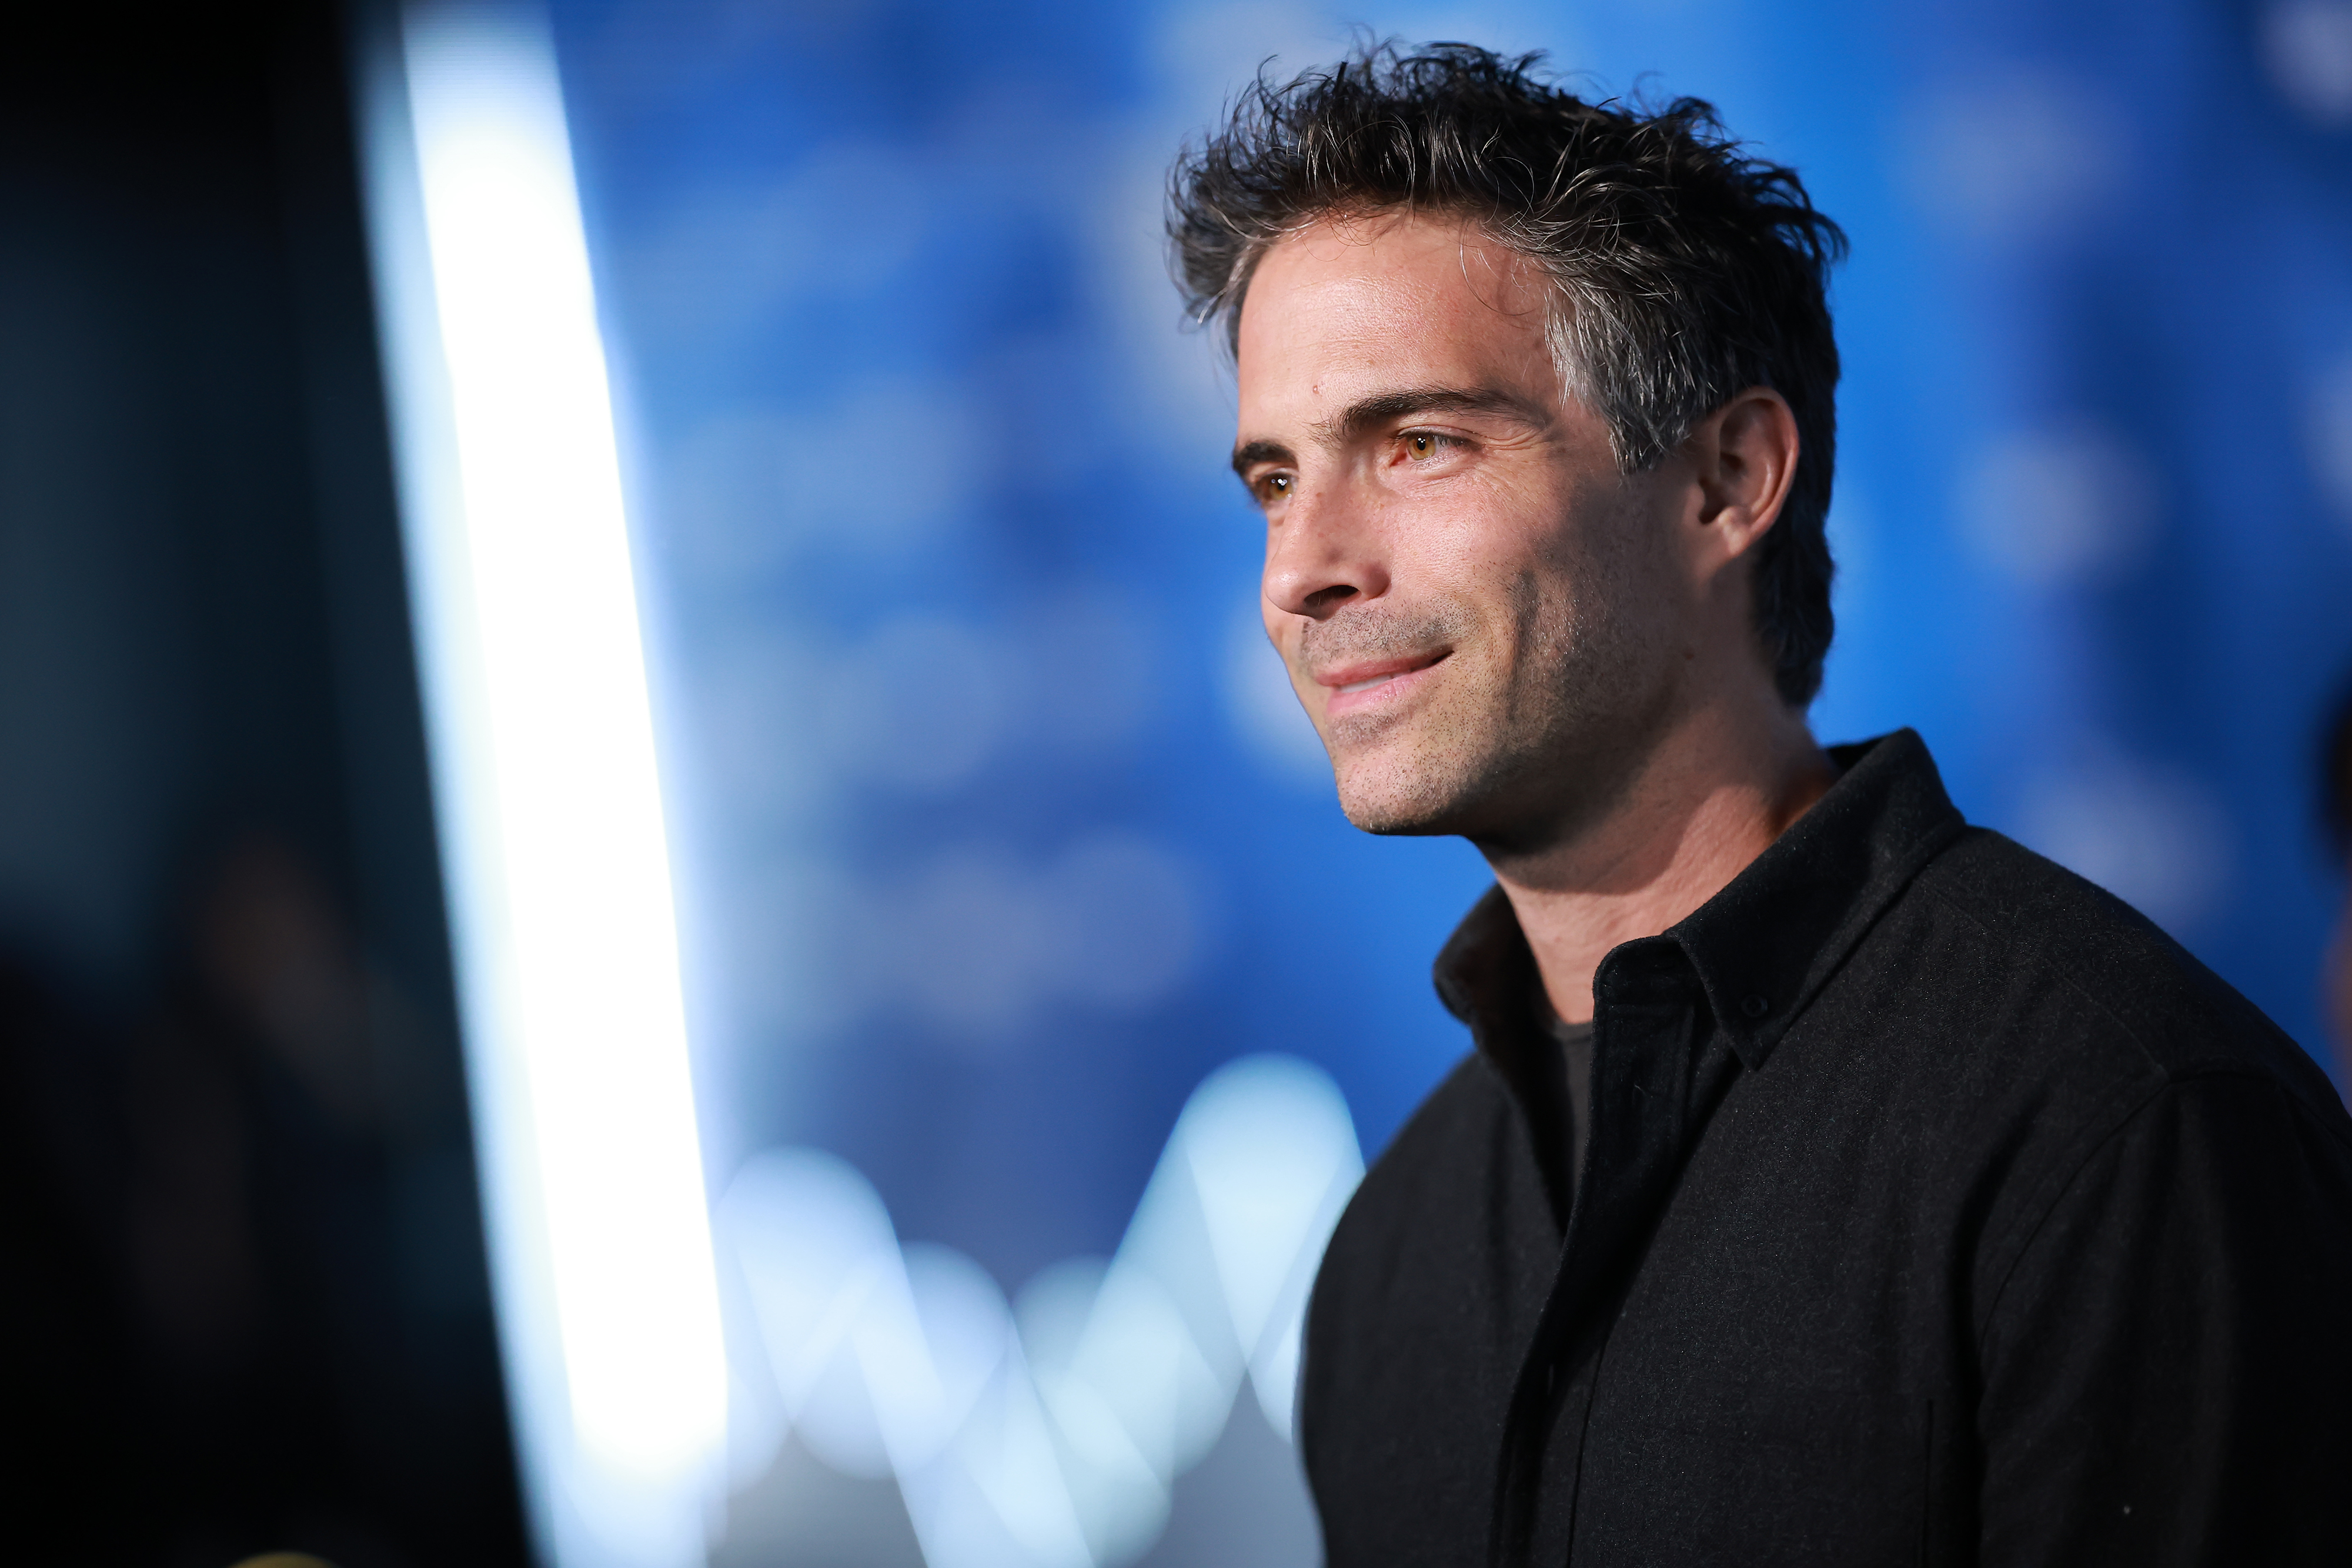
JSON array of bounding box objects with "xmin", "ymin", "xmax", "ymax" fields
[{"xmin": 540, "ymin": 0, "xmax": 2352, "ymax": 1550}]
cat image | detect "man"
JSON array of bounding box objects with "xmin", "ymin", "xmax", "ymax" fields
[{"xmin": 1167, "ymin": 44, "xmax": 2352, "ymax": 1565}]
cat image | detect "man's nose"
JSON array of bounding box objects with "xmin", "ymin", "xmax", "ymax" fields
[{"xmin": 1262, "ymin": 479, "xmax": 1388, "ymax": 621}]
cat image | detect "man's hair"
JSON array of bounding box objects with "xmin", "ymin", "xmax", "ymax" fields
[{"xmin": 1168, "ymin": 42, "xmax": 1847, "ymax": 706}]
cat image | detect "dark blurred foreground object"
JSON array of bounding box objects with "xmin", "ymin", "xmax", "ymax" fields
[
  {"xmin": 0, "ymin": 1, "xmax": 524, "ymax": 1563},
  {"xmin": 2324, "ymin": 680, "xmax": 2352, "ymax": 1085}
]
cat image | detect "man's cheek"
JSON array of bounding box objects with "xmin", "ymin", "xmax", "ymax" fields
[{"xmin": 1282, "ymin": 651, "xmax": 1328, "ymax": 727}]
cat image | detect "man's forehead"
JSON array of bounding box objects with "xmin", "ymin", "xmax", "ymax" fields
[
  {"xmin": 1235, "ymin": 214, "xmax": 1555, "ymax": 419},
  {"xmin": 1255, "ymin": 208, "xmax": 1528, "ymax": 282}
]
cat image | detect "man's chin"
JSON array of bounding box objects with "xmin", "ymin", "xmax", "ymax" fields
[{"xmin": 1332, "ymin": 766, "xmax": 1478, "ymax": 838}]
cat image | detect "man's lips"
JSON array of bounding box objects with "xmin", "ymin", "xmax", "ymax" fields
[{"xmin": 1312, "ymin": 651, "xmax": 1450, "ymax": 716}]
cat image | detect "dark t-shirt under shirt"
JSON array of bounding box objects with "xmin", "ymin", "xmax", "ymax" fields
[{"xmin": 1540, "ymin": 1010, "xmax": 1595, "ymax": 1207}]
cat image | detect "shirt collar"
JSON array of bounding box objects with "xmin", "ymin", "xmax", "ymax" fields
[
  {"xmin": 1432, "ymin": 881, "xmax": 1541, "ymax": 1057},
  {"xmin": 1434, "ymin": 729, "xmax": 1967, "ymax": 1072}
]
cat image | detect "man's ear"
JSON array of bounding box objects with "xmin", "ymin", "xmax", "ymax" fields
[{"xmin": 1689, "ymin": 387, "xmax": 1800, "ymax": 563}]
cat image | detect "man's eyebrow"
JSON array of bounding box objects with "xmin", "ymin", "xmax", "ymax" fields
[
  {"xmin": 1316, "ymin": 385, "xmax": 1555, "ymax": 443},
  {"xmin": 1231, "ymin": 438, "xmax": 1294, "ymax": 479},
  {"xmin": 1230, "ymin": 385, "xmax": 1553, "ymax": 480}
]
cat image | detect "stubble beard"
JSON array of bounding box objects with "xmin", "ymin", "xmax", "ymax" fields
[{"xmin": 1311, "ymin": 544, "xmax": 1675, "ymax": 855}]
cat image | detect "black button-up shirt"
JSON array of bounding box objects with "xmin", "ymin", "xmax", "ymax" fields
[{"xmin": 1299, "ymin": 730, "xmax": 2352, "ymax": 1566}]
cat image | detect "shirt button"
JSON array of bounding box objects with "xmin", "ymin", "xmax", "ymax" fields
[{"xmin": 1740, "ymin": 994, "xmax": 1770, "ymax": 1019}]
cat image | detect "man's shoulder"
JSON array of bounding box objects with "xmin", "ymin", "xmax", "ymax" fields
[
  {"xmin": 1314, "ymin": 1049, "xmax": 1551, "ymax": 1290},
  {"xmin": 1343, "ymin": 1051, "xmax": 1518, "ymax": 1222},
  {"xmin": 1894, "ymin": 824, "xmax": 2341, "ymax": 1121}
]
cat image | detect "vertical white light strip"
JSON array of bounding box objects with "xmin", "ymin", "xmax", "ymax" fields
[{"xmin": 357, "ymin": 5, "xmax": 727, "ymax": 1563}]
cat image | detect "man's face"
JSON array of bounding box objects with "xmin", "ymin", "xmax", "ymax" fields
[{"xmin": 1233, "ymin": 212, "xmax": 1692, "ymax": 851}]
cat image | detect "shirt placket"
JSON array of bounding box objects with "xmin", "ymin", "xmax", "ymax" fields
[{"xmin": 1490, "ymin": 937, "xmax": 1740, "ymax": 1567}]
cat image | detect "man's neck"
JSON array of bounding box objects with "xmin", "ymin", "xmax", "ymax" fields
[{"xmin": 1484, "ymin": 698, "xmax": 1834, "ymax": 1026}]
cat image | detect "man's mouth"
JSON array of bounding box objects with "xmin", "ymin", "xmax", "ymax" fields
[{"xmin": 1314, "ymin": 651, "xmax": 1451, "ymax": 714}]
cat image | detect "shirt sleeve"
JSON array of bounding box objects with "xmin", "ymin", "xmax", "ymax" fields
[{"xmin": 1976, "ymin": 1072, "xmax": 2352, "ymax": 1566}]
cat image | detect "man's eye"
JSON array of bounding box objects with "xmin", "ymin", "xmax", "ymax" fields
[
  {"xmin": 1404, "ymin": 431, "xmax": 1456, "ymax": 459},
  {"xmin": 1259, "ymin": 473, "xmax": 1292, "ymax": 499}
]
